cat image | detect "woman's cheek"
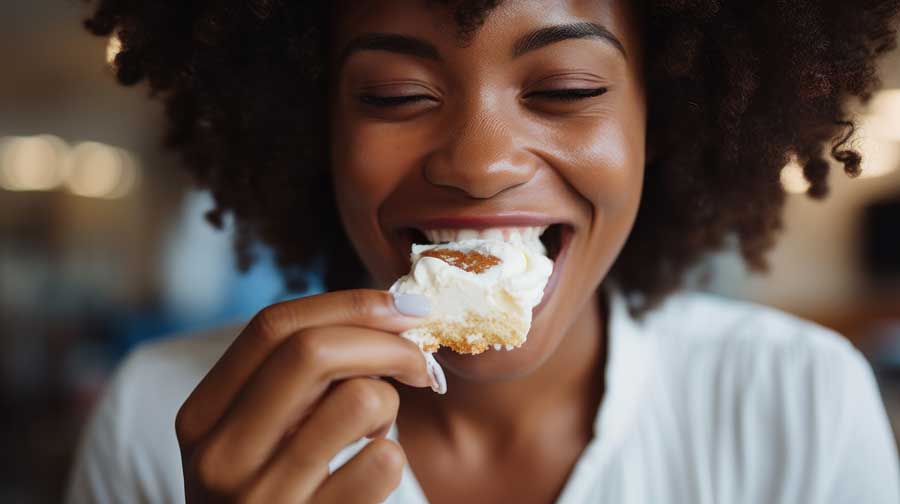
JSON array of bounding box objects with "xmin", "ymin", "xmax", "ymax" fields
[
  {"xmin": 592, "ymin": 123, "xmax": 643, "ymax": 211},
  {"xmin": 335, "ymin": 120, "xmax": 426, "ymax": 196},
  {"xmin": 330, "ymin": 121, "xmax": 391, "ymax": 256},
  {"xmin": 332, "ymin": 120, "xmax": 428, "ymax": 281},
  {"xmin": 551, "ymin": 118, "xmax": 644, "ymax": 213}
]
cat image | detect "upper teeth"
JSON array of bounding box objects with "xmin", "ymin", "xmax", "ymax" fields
[{"xmin": 423, "ymin": 226, "xmax": 548, "ymax": 245}]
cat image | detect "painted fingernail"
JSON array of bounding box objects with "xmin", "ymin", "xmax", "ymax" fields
[
  {"xmin": 392, "ymin": 293, "xmax": 431, "ymax": 317},
  {"xmin": 423, "ymin": 351, "xmax": 447, "ymax": 395}
]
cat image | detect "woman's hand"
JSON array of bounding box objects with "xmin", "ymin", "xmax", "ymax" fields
[{"xmin": 175, "ymin": 289, "xmax": 437, "ymax": 503}]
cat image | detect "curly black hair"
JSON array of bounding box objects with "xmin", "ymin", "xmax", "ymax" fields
[{"xmin": 84, "ymin": 0, "xmax": 900, "ymax": 316}]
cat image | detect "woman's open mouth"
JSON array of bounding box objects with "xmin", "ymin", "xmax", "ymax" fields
[{"xmin": 395, "ymin": 222, "xmax": 575, "ymax": 315}]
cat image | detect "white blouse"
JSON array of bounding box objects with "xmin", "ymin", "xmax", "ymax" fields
[{"xmin": 66, "ymin": 287, "xmax": 900, "ymax": 503}]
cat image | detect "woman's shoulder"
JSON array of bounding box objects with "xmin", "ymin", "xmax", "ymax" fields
[
  {"xmin": 66, "ymin": 323, "xmax": 245, "ymax": 504},
  {"xmin": 102, "ymin": 321, "xmax": 244, "ymax": 435},
  {"xmin": 643, "ymin": 289, "xmax": 861, "ymax": 366},
  {"xmin": 104, "ymin": 322, "xmax": 244, "ymax": 420},
  {"xmin": 118, "ymin": 322, "xmax": 243, "ymax": 388},
  {"xmin": 631, "ymin": 291, "xmax": 899, "ymax": 502},
  {"xmin": 637, "ymin": 290, "xmax": 887, "ymax": 449},
  {"xmin": 637, "ymin": 290, "xmax": 879, "ymax": 423}
]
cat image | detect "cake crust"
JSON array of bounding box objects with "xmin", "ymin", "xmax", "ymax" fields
[{"xmin": 403, "ymin": 310, "xmax": 528, "ymax": 354}]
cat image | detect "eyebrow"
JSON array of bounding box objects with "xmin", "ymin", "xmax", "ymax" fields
[
  {"xmin": 512, "ymin": 22, "xmax": 627, "ymax": 59},
  {"xmin": 338, "ymin": 22, "xmax": 627, "ymax": 68},
  {"xmin": 338, "ymin": 33, "xmax": 443, "ymax": 66}
]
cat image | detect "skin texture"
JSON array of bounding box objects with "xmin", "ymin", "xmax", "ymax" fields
[{"xmin": 330, "ymin": 1, "xmax": 644, "ymax": 502}]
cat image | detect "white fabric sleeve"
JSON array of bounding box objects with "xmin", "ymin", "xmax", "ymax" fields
[
  {"xmin": 825, "ymin": 347, "xmax": 900, "ymax": 504},
  {"xmin": 64, "ymin": 327, "xmax": 239, "ymax": 504},
  {"xmin": 64, "ymin": 352, "xmax": 162, "ymax": 504}
]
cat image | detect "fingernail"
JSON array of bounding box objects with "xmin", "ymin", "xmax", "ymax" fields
[
  {"xmin": 392, "ymin": 293, "xmax": 431, "ymax": 317},
  {"xmin": 422, "ymin": 352, "xmax": 447, "ymax": 395}
]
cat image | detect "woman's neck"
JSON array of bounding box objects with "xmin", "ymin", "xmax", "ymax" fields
[{"xmin": 398, "ymin": 290, "xmax": 608, "ymax": 450}]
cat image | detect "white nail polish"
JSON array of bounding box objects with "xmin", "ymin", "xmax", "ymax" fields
[
  {"xmin": 392, "ymin": 293, "xmax": 431, "ymax": 317},
  {"xmin": 422, "ymin": 352, "xmax": 446, "ymax": 394}
]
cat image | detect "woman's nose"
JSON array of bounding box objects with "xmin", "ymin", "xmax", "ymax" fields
[{"xmin": 423, "ymin": 109, "xmax": 539, "ymax": 199}]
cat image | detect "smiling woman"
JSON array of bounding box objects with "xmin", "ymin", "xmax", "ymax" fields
[
  {"xmin": 67, "ymin": 1, "xmax": 900, "ymax": 503},
  {"xmin": 79, "ymin": 0, "xmax": 900, "ymax": 317}
]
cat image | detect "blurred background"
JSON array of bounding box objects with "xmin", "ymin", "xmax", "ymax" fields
[{"xmin": 2, "ymin": 1, "xmax": 900, "ymax": 502}]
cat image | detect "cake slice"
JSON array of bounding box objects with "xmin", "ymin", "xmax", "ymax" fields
[{"xmin": 389, "ymin": 231, "xmax": 553, "ymax": 355}]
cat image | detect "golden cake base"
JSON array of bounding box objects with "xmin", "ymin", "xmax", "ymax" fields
[{"xmin": 403, "ymin": 310, "xmax": 529, "ymax": 355}]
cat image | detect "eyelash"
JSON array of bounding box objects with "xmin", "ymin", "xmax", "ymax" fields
[
  {"xmin": 531, "ymin": 87, "xmax": 608, "ymax": 101},
  {"xmin": 358, "ymin": 87, "xmax": 608, "ymax": 107}
]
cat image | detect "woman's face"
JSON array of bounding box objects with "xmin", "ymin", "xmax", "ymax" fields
[{"xmin": 329, "ymin": 0, "xmax": 645, "ymax": 380}]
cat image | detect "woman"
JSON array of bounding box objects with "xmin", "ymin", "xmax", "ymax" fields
[{"xmin": 68, "ymin": 1, "xmax": 900, "ymax": 503}]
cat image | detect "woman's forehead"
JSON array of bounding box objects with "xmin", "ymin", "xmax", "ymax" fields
[{"xmin": 331, "ymin": 0, "xmax": 636, "ymax": 54}]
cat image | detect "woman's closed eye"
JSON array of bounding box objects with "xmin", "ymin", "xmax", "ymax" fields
[
  {"xmin": 357, "ymin": 87, "xmax": 608, "ymax": 107},
  {"xmin": 526, "ymin": 87, "xmax": 608, "ymax": 101},
  {"xmin": 358, "ymin": 94, "xmax": 438, "ymax": 107}
]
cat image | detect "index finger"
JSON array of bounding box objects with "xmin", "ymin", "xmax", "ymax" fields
[{"xmin": 176, "ymin": 289, "xmax": 425, "ymax": 445}]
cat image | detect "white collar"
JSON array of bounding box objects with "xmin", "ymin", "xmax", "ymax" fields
[{"xmin": 591, "ymin": 283, "xmax": 655, "ymax": 450}]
